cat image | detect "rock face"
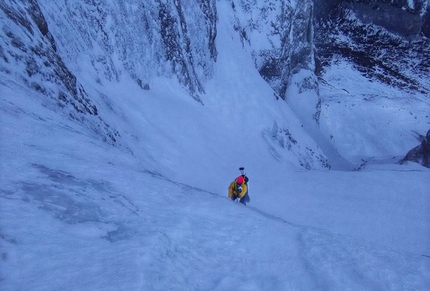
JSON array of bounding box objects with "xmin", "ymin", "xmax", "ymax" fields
[
  {"xmin": 314, "ymin": 0, "xmax": 430, "ymax": 93},
  {"xmin": 0, "ymin": 0, "xmax": 120, "ymax": 144},
  {"xmin": 156, "ymin": 0, "xmax": 218, "ymax": 103},
  {"xmin": 312, "ymin": 0, "xmax": 429, "ymax": 167},
  {"xmin": 401, "ymin": 130, "xmax": 430, "ymax": 168},
  {"xmin": 2, "ymin": 0, "xmax": 428, "ymax": 106},
  {"xmin": 0, "ymin": 0, "xmax": 218, "ymax": 97},
  {"xmin": 400, "ymin": 139, "xmax": 430, "ymax": 168},
  {"xmin": 231, "ymin": 0, "xmax": 322, "ymax": 131},
  {"xmin": 1, "ymin": 0, "xmax": 219, "ymax": 145},
  {"xmin": 1, "ymin": 0, "xmax": 321, "ymax": 122},
  {"xmin": 233, "ymin": 0, "xmax": 316, "ymax": 101}
]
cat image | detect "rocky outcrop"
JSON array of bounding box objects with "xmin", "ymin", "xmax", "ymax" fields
[
  {"xmin": 157, "ymin": 0, "xmax": 217, "ymax": 103},
  {"xmin": 401, "ymin": 130, "xmax": 430, "ymax": 168},
  {"xmin": 314, "ymin": 0, "xmax": 430, "ymax": 93},
  {"xmin": 237, "ymin": 0, "xmax": 316, "ymax": 101},
  {"xmin": 400, "ymin": 139, "xmax": 430, "ymax": 168},
  {"xmin": 229, "ymin": 0, "xmax": 321, "ymax": 132},
  {"xmin": 0, "ymin": 0, "xmax": 120, "ymax": 144},
  {"xmin": 35, "ymin": 0, "xmax": 218, "ymax": 103},
  {"xmin": 423, "ymin": 5, "xmax": 430, "ymax": 36},
  {"xmin": 252, "ymin": 1, "xmax": 295, "ymax": 100}
]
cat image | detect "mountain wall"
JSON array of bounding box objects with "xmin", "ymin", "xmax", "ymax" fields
[
  {"xmin": 314, "ymin": 0, "xmax": 430, "ymax": 93},
  {"xmin": 0, "ymin": 0, "xmax": 121, "ymax": 145},
  {"xmin": 1, "ymin": 0, "xmax": 324, "ymax": 162},
  {"xmin": 0, "ymin": 0, "xmax": 219, "ymax": 151},
  {"xmin": 1, "ymin": 0, "xmax": 428, "ymax": 168},
  {"xmin": 1, "ymin": 0, "xmax": 320, "ymax": 106}
]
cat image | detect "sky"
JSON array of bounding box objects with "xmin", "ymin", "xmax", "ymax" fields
[{"xmin": 1, "ymin": 1, "xmax": 430, "ymax": 290}]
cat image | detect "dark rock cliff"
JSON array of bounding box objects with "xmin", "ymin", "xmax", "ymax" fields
[{"xmin": 314, "ymin": 0, "xmax": 430, "ymax": 93}]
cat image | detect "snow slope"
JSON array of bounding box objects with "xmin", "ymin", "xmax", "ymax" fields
[{"xmin": 1, "ymin": 1, "xmax": 430, "ymax": 291}]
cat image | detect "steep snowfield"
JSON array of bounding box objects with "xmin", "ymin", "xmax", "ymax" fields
[
  {"xmin": 319, "ymin": 58, "xmax": 430, "ymax": 165},
  {"xmin": 1, "ymin": 1, "xmax": 430, "ymax": 291},
  {"xmin": 1, "ymin": 72, "xmax": 429, "ymax": 290}
]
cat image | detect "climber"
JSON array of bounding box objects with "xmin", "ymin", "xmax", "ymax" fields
[{"xmin": 228, "ymin": 167, "xmax": 250, "ymax": 205}]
